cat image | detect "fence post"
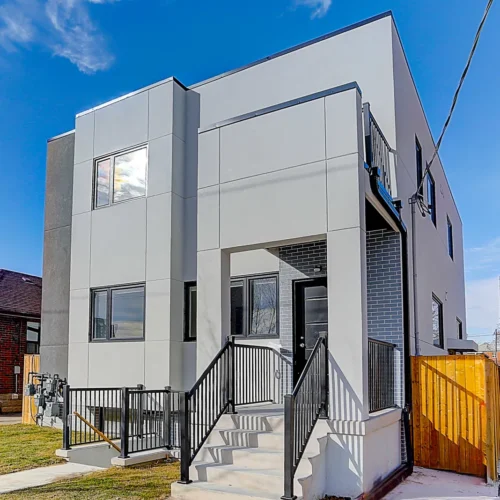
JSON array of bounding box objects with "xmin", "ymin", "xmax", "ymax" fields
[
  {"xmin": 178, "ymin": 391, "xmax": 192, "ymax": 484},
  {"xmin": 136, "ymin": 384, "xmax": 144, "ymax": 439},
  {"xmin": 227, "ymin": 336, "xmax": 236, "ymax": 414},
  {"xmin": 119, "ymin": 387, "xmax": 130, "ymax": 459},
  {"xmin": 282, "ymin": 394, "xmax": 296, "ymax": 500},
  {"xmin": 319, "ymin": 333, "xmax": 328, "ymax": 419},
  {"xmin": 62, "ymin": 384, "xmax": 71, "ymax": 450},
  {"xmin": 163, "ymin": 386, "xmax": 171, "ymax": 449}
]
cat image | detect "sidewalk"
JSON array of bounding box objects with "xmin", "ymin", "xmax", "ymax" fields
[
  {"xmin": 386, "ymin": 467, "xmax": 499, "ymax": 499},
  {"xmin": 0, "ymin": 414, "xmax": 22, "ymax": 426},
  {"xmin": 0, "ymin": 463, "xmax": 103, "ymax": 494}
]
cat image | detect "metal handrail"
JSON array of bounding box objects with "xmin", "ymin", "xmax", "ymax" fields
[
  {"xmin": 282, "ymin": 333, "xmax": 328, "ymax": 500},
  {"xmin": 179, "ymin": 337, "xmax": 293, "ymax": 484}
]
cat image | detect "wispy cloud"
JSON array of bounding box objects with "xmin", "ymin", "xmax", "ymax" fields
[
  {"xmin": 0, "ymin": 0, "xmax": 119, "ymax": 74},
  {"xmin": 466, "ymin": 237, "xmax": 500, "ymax": 279},
  {"xmin": 294, "ymin": 0, "xmax": 332, "ymax": 19},
  {"xmin": 466, "ymin": 276, "xmax": 499, "ymax": 337}
]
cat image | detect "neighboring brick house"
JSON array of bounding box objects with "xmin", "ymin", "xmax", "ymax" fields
[{"xmin": 0, "ymin": 270, "xmax": 42, "ymax": 395}]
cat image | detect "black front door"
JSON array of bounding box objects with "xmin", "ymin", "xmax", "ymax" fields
[{"xmin": 293, "ymin": 278, "xmax": 328, "ymax": 384}]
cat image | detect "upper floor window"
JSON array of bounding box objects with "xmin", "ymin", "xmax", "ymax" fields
[
  {"xmin": 94, "ymin": 146, "xmax": 147, "ymax": 209},
  {"xmin": 447, "ymin": 216, "xmax": 454, "ymax": 259},
  {"xmin": 91, "ymin": 284, "xmax": 145, "ymax": 341},
  {"xmin": 427, "ymin": 171, "xmax": 436, "ymax": 226},
  {"xmin": 184, "ymin": 274, "xmax": 278, "ymax": 340},
  {"xmin": 415, "ymin": 137, "xmax": 423, "ymax": 198},
  {"xmin": 457, "ymin": 318, "xmax": 463, "ymax": 340},
  {"xmin": 432, "ymin": 294, "xmax": 444, "ymax": 348}
]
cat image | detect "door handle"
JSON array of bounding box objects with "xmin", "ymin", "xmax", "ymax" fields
[{"xmin": 299, "ymin": 343, "xmax": 305, "ymax": 348}]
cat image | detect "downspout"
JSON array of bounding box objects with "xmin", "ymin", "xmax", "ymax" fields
[
  {"xmin": 410, "ymin": 197, "xmax": 421, "ymax": 356},
  {"xmin": 368, "ymin": 171, "xmax": 414, "ymax": 472}
]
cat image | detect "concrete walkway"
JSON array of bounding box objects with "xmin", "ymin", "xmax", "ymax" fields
[
  {"xmin": 0, "ymin": 463, "xmax": 103, "ymax": 494},
  {"xmin": 0, "ymin": 414, "xmax": 22, "ymax": 425},
  {"xmin": 386, "ymin": 467, "xmax": 499, "ymax": 499}
]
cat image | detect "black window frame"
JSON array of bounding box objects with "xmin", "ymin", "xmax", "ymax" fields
[
  {"xmin": 432, "ymin": 294, "xmax": 444, "ymax": 349},
  {"xmin": 183, "ymin": 273, "xmax": 279, "ymax": 341},
  {"xmin": 184, "ymin": 282, "xmax": 197, "ymax": 342},
  {"xmin": 26, "ymin": 321, "xmax": 41, "ymax": 354},
  {"xmin": 427, "ymin": 170, "xmax": 437, "ymax": 227},
  {"xmin": 92, "ymin": 145, "xmax": 148, "ymax": 210},
  {"xmin": 415, "ymin": 137, "xmax": 424, "ymax": 199},
  {"xmin": 90, "ymin": 283, "xmax": 146, "ymax": 342},
  {"xmin": 457, "ymin": 318, "xmax": 463, "ymax": 340},
  {"xmin": 447, "ymin": 216, "xmax": 454, "ymax": 259}
]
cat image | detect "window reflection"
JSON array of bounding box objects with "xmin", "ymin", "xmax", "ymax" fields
[
  {"xmin": 93, "ymin": 291, "xmax": 108, "ymax": 340},
  {"xmin": 113, "ymin": 148, "xmax": 147, "ymax": 203},
  {"xmin": 250, "ymin": 277, "xmax": 277, "ymax": 336},
  {"xmin": 95, "ymin": 159, "xmax": 111, "ymax": 207},
  {"xmin": 111, "ymin": 287, "xmax": 145, "ymax": 339}
]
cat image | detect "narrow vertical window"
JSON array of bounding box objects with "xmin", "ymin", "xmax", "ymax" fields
[
  {"xmin": 26, "ymin": 322, "xmax": 41, "ymax": 354},
  {"xmin": 415, "ymin": 138, "xmax": 423, "ymax": 198},
  {"xmin": 184, "ymin": 283, "xmax": 197, "ymax": 341},
  {"xmin": 447, "ymin": 216, "xmax": 454, "ymax": 259},
  {"xmin": 92, "ymin": 290, "xmax": 108, "ymax": 340},
  {"xmin": 457, "ymin": 318, "xmax": 463, "ymax": 340},
  {"xmin": 432, "ymin": 294, "xmax": 444, "ymax": 348},
  {"xmin": 427, "ymin": 172, "xmax": 436, "ymax": 226},
  {"xmin": 231, "ymin": 281, "xmax": 244, "ymax": 336},
  {"xmin": 95, "ymin": 159, "xmax": 111, "ymax": 208}
]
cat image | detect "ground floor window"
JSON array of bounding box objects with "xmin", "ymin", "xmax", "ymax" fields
[
  {"xmin": 184, "ymin": 273, "xmax": 279, "ymax": 340},
  {"xmin": 91, "ymin": 284, "xmax": 145, "ymax": 341},
  {"xmin": 26, "ymin": 321, "xmax": 40, "ymax": 354}
]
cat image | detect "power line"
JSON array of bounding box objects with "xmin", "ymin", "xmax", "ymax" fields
[{"xmin": 413, "ymin": 0, "xmax": 494, "ymax": 206}]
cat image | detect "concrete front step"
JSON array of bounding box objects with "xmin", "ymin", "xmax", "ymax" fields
[
  {"xmin": 197, "ymin": 444, "xmax": 284, "ymax": 469},
  {"xmin": 208, "ymin": 429, "xmax": 284, "ymax": 449},
  {"xmin": 171, "ymin": 481, "xmax": 278, "ymax": 500},
  {"xmin": 191, "ymin": 463, "xmax": 283, "ymax": 494}
]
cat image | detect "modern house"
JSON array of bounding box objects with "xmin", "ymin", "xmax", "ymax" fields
[
  {"xmin": 0, "ymin": 269, "xmax": 41, "ymax": 408},
  {"xmin": 41, "ymin": 11, "xmax": 473, "ymax": 499}
]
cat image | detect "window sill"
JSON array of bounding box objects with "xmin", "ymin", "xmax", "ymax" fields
[{"xmin": 90, "ymin": 338, "xmax": 145, "ymax": 343}]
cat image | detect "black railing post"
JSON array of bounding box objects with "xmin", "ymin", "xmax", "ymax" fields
[
  {"xmin": 319, "ymin": 333, "xmax": 328, "ymax": 419},
  {"xmin": 164, "ymin": 386, "xmax": 171, "ymax": 449},
  {"xmin": 137, "ymin": 384, "xmax": 144, "ymax": 439},
  {"xmin": 179, "ymin": 391, "xmax": 192, "ymax": 484},
  {"xmin": 119, "ymin": 387, "xmax": 130, "ymax": 459},
  {"xmin": 282, "ymin": 394, "xmax": 296, "ymax": 500},
  {"xmin": 227, "ymin": 336, "xmax": 236, "ymax": 414},
  {"xmin": 62, "ymin": 384, "xmax": 71, "ymax": 450}
]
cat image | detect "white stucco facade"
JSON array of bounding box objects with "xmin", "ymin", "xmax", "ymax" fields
[{"xmin": 43, "ymin": 11, "xmax": 470, "ymax": 498}]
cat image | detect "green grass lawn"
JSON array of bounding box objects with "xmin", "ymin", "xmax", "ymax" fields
[
  {"xmin": 2, "ymin": 460, "xmax": 180, "ymax": 500},
  {"xmin": 0, "ymin": 424, "xmax": 64, "ymax": 475}
]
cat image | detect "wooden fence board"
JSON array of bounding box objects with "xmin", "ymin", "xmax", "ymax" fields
[
  {"xmin": 21, "ymin": 354, "xmax": 40, "ymax": 425},
  {"xmin": 412, "ymin": 355, "xmax": 498, "ymax": 481}
]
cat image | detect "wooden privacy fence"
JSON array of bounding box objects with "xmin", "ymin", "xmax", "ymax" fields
[
  {"xmin": 21, "ymin": 354, "xmax": 40, "ymax": 425},
  {"xmin": 411, "ymin": 355, "xmax": 500, "ymax": 481}
]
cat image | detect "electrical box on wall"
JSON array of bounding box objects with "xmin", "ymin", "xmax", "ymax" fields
[{"xmin": 14, "ymin": 366, "xmax": 20, "ymax": 374}]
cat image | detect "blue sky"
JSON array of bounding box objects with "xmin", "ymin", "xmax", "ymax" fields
[{"xmin": 0, "ymin": 0, "xmax": 498, "ymax": 341}]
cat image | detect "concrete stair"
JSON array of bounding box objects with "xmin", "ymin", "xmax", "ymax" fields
[
  {"xmin": 171, "ymin": 403, "xmax": 328, "ymax": 500},
  {"xmin": 171, "ymin": 404, "xmax": 296, "ymax": 500}
]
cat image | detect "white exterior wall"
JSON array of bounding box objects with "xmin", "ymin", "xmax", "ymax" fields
[
  {"xmin": 391, "ymin": 25, "xmax": 467, "ymax": 355},
  {"xmin": 68, "ymin": 79, "xmax": 196, "ymax": 390}
]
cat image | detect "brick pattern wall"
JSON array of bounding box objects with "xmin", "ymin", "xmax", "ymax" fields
[
  {"xmin": 278, "ymin": 241, "xmax": 327, "ymax": 354},
  {"xmin": 0, "ymin": 316, "xmax": 27, "ymax": 394},
  {"xmin": 366, "ymin": 228, "xmax": 405, "ymax": 458}
]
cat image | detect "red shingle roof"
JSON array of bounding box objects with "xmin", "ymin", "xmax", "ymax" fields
[{"xmin": 0, "ymin": 269, "xmax": 42, "ymax": 317}]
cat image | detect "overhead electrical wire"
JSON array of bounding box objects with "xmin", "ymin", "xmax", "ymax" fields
[{"xmin": 413, "ymin": 0, "xmax": 494, "ymax": 213}]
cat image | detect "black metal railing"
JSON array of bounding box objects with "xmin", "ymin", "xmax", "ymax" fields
[
  {"xmin": 62, "ymin": 385, "xmax": 182, "ymax": 456},
  {"xmin": 368, "ymin": 338, "xmax": 396, "ymax": 413},
  {"xmin": 119, "ymin": 387, "xmax": 182, "ymax": 458},
  {"xmin": 282, "ymin": 333, "xmax": 328, "ymax": 500},
  {"xmin": 63, "ymin": 386, "xmax": 125, "ymax": 449},
  {"xmin": 363, "ymin": 102, "xmax": 393, "ymax": 196},
  {"xmin": 179, "ymin": 337, "xmax": 292, "ymax": 484},
  {"xmin": 234, "ymin": 343, "xmax": 292, "ymax": 406}
]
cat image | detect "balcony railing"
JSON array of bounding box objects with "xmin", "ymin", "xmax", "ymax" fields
[
  {"xmin": 368, "ymin": 338, "xmax": 396, "ymax": 413},
  {"xmin": 363, "ymin": 103, "xmax": 394, "ymax": 197}
]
